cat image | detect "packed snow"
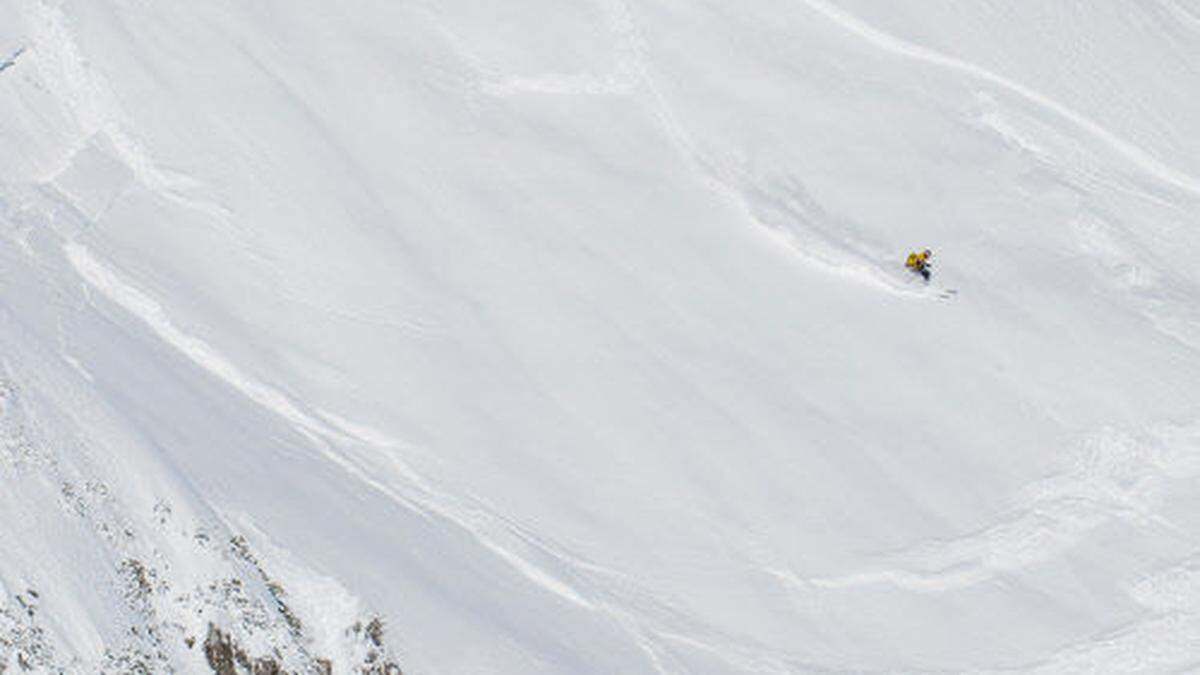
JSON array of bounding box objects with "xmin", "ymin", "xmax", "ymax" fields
[{"xmin": 2, "ymin": 0, "xmax": 1200, "ymax": 672}]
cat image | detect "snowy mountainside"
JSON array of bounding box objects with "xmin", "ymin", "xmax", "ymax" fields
[{"xmin": 2, "ymin": 0, "xmax": 1200, "ymax": 673}]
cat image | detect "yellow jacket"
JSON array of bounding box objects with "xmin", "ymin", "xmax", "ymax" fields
[{"xmin": 906, "ymin": 250, "xmax": 931, "ymax": 270}]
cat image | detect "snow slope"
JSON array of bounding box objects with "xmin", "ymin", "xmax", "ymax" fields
[{"xmin": 2, "ymin": 0, "xmax": 1200, "ymax": 672}]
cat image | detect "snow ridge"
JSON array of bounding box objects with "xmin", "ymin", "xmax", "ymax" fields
[
  {"xmin": 783, "ymin": 422, "xmax": 1200, "ymax": 594},
  {"xmin": 797, "ymin": 0, "xmax": 1200, "ymax": 197},
  {"xmin": 64, "ymin": 242, "xmax": 348, "ymax": 447}
]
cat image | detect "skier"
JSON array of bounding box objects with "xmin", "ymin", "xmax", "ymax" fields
[{"xmin": 906, "ymin": 249, "xmax": 932, "ymax": 281}]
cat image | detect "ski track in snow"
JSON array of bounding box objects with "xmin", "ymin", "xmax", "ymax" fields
[
  {"xmin": 796, "ymin": 0, "xmax": 1200, "ymax": 199},
  {"xmin": 443, "ymin": 0, "xmax": 1189, "ymax": 301},
  {"xmin": 432, "ymin": 0, "xmax": 956, "ymax": 300},
  {"xmin": 606, "ymin": 0, "xmax": 949, "ymax": 300}
]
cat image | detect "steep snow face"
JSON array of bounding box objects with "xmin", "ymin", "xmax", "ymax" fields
[{"xmin": 2, "ymin": 0, "xmax": 1200, "ymax": 672}]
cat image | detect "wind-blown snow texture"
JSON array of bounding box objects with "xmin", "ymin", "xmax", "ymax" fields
[{"xmin": 2, "ymin": 1, "xmax": 1200, "ymax": 673}]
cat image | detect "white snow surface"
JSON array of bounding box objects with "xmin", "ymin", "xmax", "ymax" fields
[{"xmin": 1, "ymin": 1, "xmax": 1200, "ymax": 673}]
